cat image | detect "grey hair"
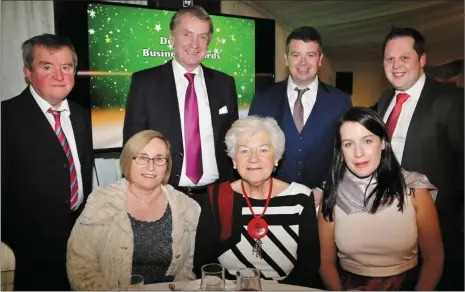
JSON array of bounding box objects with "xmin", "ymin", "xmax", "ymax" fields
[
  {"xmin": 22, "ymin": 33, "xmax": 78, "ymax": 71},
  {"xmin": 169, "ymin": 6, "xmax": 214, "ymax": 43},
  {"xmin": 225, "ymin": 116, "xmax": 286, "ymax": 161}
]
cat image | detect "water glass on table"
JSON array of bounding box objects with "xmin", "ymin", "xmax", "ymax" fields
[
  {"xmin": 200, "ymin": 263, "xmax": 226, "ymax": 291},
  {"xmin": 118, "ymin": 274, "xmax": 144, "ymax": 291},
  {"xmin": 236, "ymin": 268, "xmax": 262, "ymax": 291}
]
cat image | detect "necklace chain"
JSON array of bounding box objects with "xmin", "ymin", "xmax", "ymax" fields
[
  {"xmin": 129, "ymin": 187, "xmax": 160, "ymax": 211},
  {"xmin": 241, "ymin": 178, "xmax": 273, "ymax": 218}
]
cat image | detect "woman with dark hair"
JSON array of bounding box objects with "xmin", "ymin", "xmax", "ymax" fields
[{"xmin": 318, "ymin": 107, "xmax": 443, "ymax": 291}]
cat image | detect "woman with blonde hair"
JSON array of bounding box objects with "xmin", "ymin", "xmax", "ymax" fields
[{"xmin": 67, "ymin": 130, "xmax": 200, "ymax": 290}]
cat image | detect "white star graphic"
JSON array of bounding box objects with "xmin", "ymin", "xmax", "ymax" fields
[
  {"xmin": 88, "ymin": 29, "xmax": 95, "ymax": 35},
  {"xmin": 155, "ymin": 24, "xmax": 161, "ymax": 32},
  {"xmin": 214, "ymin": 49, "xmax": 219, "ymax": 54},
  {"xmin": 231, "ymin": 34, "xmax": 236, "ymax": 41},
  {"xmin": 168, "ymin": 44, "xmax": 173, "ymax": 49},
  {"xmin": 241, "ymin": 85, "xmax": 246, "ymax": 91},
  {"xmin": 88, "ymin": 10, "xmax": 96, "ymax": 18},
  {"xmin": 221, "ymin": 38, "xmax": 226, "ymax": 44}
]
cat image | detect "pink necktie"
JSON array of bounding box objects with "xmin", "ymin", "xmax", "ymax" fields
[
  {"xmin": 386, "ymin": 93, "xmax": 409, "ymax": 141},
  {"xmin": 184, "ymin": 73, "xmax": 203, "ymax": 184},
  {"xmin": 48, "ymin": 109, "xmax": 79, "ymax": 211}
]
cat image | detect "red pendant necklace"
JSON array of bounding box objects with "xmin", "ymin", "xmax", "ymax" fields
[{"xmin": 241, "ymin": 178, "xmax": 273, "ymax": 259}]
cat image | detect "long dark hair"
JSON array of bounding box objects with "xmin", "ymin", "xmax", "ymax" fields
[{"xmin": 321, "ymin": 107, "xmax": 406, "ymax": 222}]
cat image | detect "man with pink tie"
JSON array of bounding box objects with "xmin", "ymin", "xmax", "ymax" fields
[{"xmin": 123, "ymin": 6, "xmax": 238, "ymax": 198}]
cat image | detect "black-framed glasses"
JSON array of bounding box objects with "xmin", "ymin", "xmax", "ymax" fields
[{"xmin": 133, "ymin": 156, "xmax": 168, "ymax": 166}]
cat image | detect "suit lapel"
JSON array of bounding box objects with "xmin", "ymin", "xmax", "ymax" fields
[
  {"xmin": 378, "ymin": 89, "xmax": 396, "ymax": 118},
  {"xmin": 21, "ymin": 89, "xmax": 67, "ymax": 154},
  {"xmin": 401, "ymin": 79, "xmax": 435, "ymax": 167},
  {"xmin": 301, "ymin": 82, "xmax": 333, "ymax": 146},
  {"xmin": 68, "ymin": 102, "xmax": 87, "ymax": 166},
  {"xmin": 163, "ymin": 61, "xmax": 184, "ymax": 158},
  {"xmin": 275, "ymin": 80, "xmax": 289, "ymax": 124},
  {"xmin": 202, "ymin": 65, "xmax": 222, "ymax": 145}
]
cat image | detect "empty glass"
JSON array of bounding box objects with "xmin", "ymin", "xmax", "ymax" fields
[
  {"xmin": 236, "ymin": 268, "xmax": 262, "ymax": 291},
  {"xmin": 118, "ymin": 274, "xmax": 144, "ymax": 291},
  {"xmin": 200, "ymin": 263, "xmax": 226, "ymax": 291}
]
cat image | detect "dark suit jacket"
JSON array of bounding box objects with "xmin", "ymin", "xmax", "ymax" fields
[
  {"xmin": 377, "ymin": 79, "xmax": 464, "ymax": 260},
  {"xmin": 1, "ymin": 88, "xmax": 94, "ymax": 291},
  {"xmin": 248, "ymin": 78, "xmax": 352, "ymax": 188},
  {"xmin": 123, "ymin": 60, "xmax": 239, "ymax": 187}
]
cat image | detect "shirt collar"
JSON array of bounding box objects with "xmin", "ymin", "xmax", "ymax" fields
[
  {"xmin": 172, "ymin": 58, "xmax": 203, "ymax": 82},
  {"xmin": 287, "ymin": 75, "xmax": 319, "ymax": 94},
  {"xmin": 30, "ymin": 85, "xmax": 70, "ymax": 114},
  {"xmin": 395, "ymin": 73, "xmax": 426, "ymax": 101}
]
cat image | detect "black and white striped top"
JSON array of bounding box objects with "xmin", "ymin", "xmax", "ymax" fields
[{"xmin": 194, "ymin": 181, "xmax": 320, "ymax": 288}]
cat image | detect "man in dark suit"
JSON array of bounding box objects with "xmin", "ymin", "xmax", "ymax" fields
[
  {"xmin": 377, "ymin": 27, "xmax": 464, "ymax": 290},
  {"xmin": 123, "ymin": 6, "xmax": 238, "ymax": 197},
  {"xmin": 1, "ymin": 34, "xmax": 94, "ymax": 290},
  {"xmin": 249, "ymin": 26, "xmax": 352, "ymax": 192}
]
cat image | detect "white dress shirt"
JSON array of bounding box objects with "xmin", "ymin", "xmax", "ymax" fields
[
  {"xmin": 287, "ymin": 76, "xmax": 319, "ymax": 125},
  {"xmin": 172, "ymin": 58, "xmax": 219, "ymax": 186},
  {"xmin": 30, "ymin": 86, "xmax": 84, "ymax": 208},
  {"xmin": 383, "ymin": 73, "xmax": 426, "ymax": 163}
]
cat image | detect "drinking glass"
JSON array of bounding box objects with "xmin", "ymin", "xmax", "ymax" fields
[
  {"xmin": 118, "ymin": 274, "xmax": 144, "ymax": 291},
  {"xmin": 236, "ymin": 268, "xmax": 262, "ymax": 291},
  {"xmin": 200, "ymin": 263, "xmax": 226, "ymax": 291}
]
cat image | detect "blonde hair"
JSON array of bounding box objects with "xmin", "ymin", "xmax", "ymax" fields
[
  {"xmin": 120, "ymin": 130, "xmax": 172, "ymax": 185},
  {"xmin": 224, "ymin": 116, "xmax": 285, "ymax": 161}
]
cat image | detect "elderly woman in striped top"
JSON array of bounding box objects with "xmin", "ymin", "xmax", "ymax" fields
[{"xmin": 194, "ymin": 116, "xmax": 320, "ymax": 288}]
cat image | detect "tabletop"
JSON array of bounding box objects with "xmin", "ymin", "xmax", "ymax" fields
[{"xmin": 145, "ymin": 279, "xmax": 323, "ymax": 291}]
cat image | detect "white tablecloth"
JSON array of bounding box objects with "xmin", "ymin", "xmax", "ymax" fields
[{"xmin": 145, "ymin": 279, "xmax": 322, "ymax": 291}]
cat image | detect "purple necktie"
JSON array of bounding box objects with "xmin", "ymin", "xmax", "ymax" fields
[{"xmin": 184, "ymin": 73, "xmax": 203, "ymax": 184}]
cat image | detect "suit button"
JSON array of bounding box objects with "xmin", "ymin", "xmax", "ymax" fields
[
  {"xmin": 297, "ymin": 172, "xmax": 301, "ymax": 176},
  {"xmin": 64, "ymin": 163, "xmax": 68, "ymax": 168},
  {"xmin": 298, "ymin": 149, "xmax": 302, "ymax": 152},
  {"xmin": 297, "ymin": 161, "xmax": 302, "ymax": 164},
  {"xmin": 299, "ymin": 136, "xmax": 303, "ymax": 140},
  {"xmin": 64, "ymin": 199, "xmax": 69, "ymax": 204}
]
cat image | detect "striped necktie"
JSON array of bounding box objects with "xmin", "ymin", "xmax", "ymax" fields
[{"xmin": 48, "ymin": 109, "xmax": 79, "ymax": 211}]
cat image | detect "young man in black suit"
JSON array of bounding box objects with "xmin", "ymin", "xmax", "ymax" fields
[
  {"xmin": 377, "ymin": 27, "xmax": 464, "ymax": 290},
  {"xmin": 1, "ymin": 34, "xmax": 94, "ymax": 290},
  {"xmin": 123, "ymin": 6, "xmax": 239, "ymax": 198}
]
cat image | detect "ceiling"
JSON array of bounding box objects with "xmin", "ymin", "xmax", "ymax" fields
[{"xmin": 247, "ymin": 0, "xmax": 464, "ymax": 66}]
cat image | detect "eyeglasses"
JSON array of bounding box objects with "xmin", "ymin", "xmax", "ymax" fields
[{"xmin": 133, "ymin": 156, "xmax": 168, "ymax": 166}]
